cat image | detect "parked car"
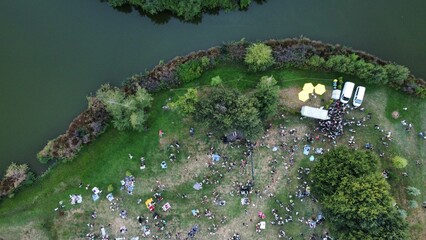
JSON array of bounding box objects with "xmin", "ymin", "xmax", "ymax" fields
[
  {"xmin": 340, "ymin": 81, "xmax": 355, "ymax": 104},
  {"xmin": 353, "ymin": 86, "xmax": 366, "ymax": 107}
]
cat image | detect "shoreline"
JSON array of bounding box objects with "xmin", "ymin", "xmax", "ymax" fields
[{"xmin": 35, "ymin": 37, "xmax": 426, "ymax": 174}]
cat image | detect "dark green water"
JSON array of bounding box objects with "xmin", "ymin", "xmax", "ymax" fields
[{"xmin": 0, "ymin": 0, "xmax": 425, "ymax": 175}]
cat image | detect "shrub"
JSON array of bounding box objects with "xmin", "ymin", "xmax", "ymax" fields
[
  {"xmin": 176, "ymin": 60, "xmax": 203, "ymax": 83},
  {"xmin": 273, "ymin": 44, "xmax": 315, "ymax": 67},
  {"xmin": 210, "ymin": 75, "xmax": 222, "ymax": 86},
  {"xmin": 392, "ymin": 156, "xmax": 408, "ymax": 169},
  {"xmin": 107, "ymin": 184, "xmax": 114, "ymax": 192},
  {"xmin": 306, "ymin": 55, "xmax": 325, "ymax": 69},
  {"xmin": 406, "ymin": 186, "xmax": 421, "ymax": 196},
  {"xmin": 176, "ymin": 57, "xmax": 213, "ymax": 83},
  {"xmin": 244, "ymin": 43, "xmax": 275, "ymax": 72},
  {"xmin": 408, "ymin": 200, "xmax": 418, "ymax": 209},
  {"xmin": 0, "ymin": 163, "xmax": 30, "ymax": 198},
  {"xmin": 398, "ymin": 209, "xmax": 407, "ymax": 219}
]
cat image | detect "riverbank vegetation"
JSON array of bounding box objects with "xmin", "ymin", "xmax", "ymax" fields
[
  {"xmin": 106, "ymin": 0, "xmax": 255, "ymax": 21},
  {"xmin": 0, "ymin": 163, "xmax": 33, "ymax": 199},
  {"xmin": 1, "ymin": 38, "xmax": 424, "ymax": 239}
]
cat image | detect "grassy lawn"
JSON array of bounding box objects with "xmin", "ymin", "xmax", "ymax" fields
[{"xmin": 0, "ymin": 62, "xmax": 424, "ymax": 239}]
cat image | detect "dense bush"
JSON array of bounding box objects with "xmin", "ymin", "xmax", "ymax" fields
[
  {"xmin": 221, "ymin": 40, "xmax": 249, "ymax": 61},
  {"xmin": 244, "ymin": 43, "xmax": 275, "ymax": 72},
  {"xmin": 106, "ymin": 0, "xmax": 253, "ymax": 21},
  {"xmin": 37, "ymin": 97, "xmax": 109, "ymax": 163},
  {"xmin": 311, "ymin": 147, "xmax": 408, "ymax": 239},
  {"xmin": 273, "ymin": 44, "xmax": 316, "ymax": 67},
  {"xmin": 176, "ymin": 57, "xmax": 210, "ymax": 83},
  {"xmin": 0, "ymin": 163, "xmax": 30, "ymax": 198}
]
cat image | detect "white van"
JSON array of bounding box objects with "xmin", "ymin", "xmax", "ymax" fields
[
  {"xmin": 340, "ymin": 81, "xmax": 355, "ymax": 104},
  {"xmin": 353, "ymin": 86, "xmax": 366, "ymax": 107}
]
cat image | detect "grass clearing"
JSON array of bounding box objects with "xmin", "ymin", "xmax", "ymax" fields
[{"xmin": 0, "ymin": 63, "xmax": 424, "ymax": 239}]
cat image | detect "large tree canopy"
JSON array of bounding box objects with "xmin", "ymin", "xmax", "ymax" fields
[
  {"xmin": 311, "ymin": 147, "xmax": 408, "ymax": 239},
  {"xmin": 310, "ymin": 147, "xmax": 378, "ymax": 200},
  {"xmin": 195, "ymin": 88, "xmax": 262, "ymax": 138}
]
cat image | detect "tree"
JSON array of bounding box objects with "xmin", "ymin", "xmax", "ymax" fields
[
  {"xmin": 311, "ymin": 147, "xmax": 408, "ymax": 239},
  {"xmin": 406, "ymin": 186, "xmax": 421, "ymax": 196},
  {"xmin": 168, "ymin": 88, "xmax": 199, "ymax": 114},
  {"xmin": 392, "ymin": 156, "xmax": 408, "ymax": 169},
  {"xmin": 195, "ymin": 88, "xmax": 262, "ymax": 138},
  {"xmin": 96, "ymin": 84, "xmax": 153, "ymax": 131},
  {"xmin": 310, "ymin": 147, "xmax": 378, "ymax": 200},
  {"xmin": 324, "ymin": 174, "xmax": 393, "ymax": 225},
  {"xmin": 244, "ymin": 43, "xmax": 275, "ymax": 72},
  {"xmin": 385, "ymin": 64, "xmax": 410, "ymax": 85},
  {"xmin": 254, "ymin": 75, "xmax": 279, "ymax": 120}
]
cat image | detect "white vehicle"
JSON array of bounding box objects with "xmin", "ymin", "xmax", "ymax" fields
[
  {"xmin": 352, "ymin": 86, "xmax": 366, "ymax": 107},
  {"xmin": 300, "ymin": 106, "xmax": 330, "ymax": 120},
  {"xmin": 340, "ymin": 81, "xmax": 355, "ymax": 104}
]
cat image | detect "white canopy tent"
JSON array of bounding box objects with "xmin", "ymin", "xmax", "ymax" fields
[{"xmin": 301, "ymin": 106, "xmax": 330, "ymax": 120}]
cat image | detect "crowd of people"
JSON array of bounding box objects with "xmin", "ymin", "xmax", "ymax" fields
[
  {"xmin": 58, "ymin": 99, "xmax": 422, "ymax": 240},
  {"xmin": 319, "ymin": 101, "xmax": 347, "ymax": 139}
]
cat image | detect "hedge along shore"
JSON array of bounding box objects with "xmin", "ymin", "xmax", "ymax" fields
[{"xmin": 36, "ymin": 37, "xmax": 426, "ymax": 169}]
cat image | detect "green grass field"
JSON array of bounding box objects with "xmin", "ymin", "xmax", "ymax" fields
[{"xmin": 0, "ymin": 63, "xmax": 424, "ymax": 239}]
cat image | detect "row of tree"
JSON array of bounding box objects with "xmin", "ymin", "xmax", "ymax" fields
[
  {"xmin": 306, "ymin": 54, "xmax": 410, "ymax": 86},
  {"xmin": 106, "ymin": 0, "xmax": 253, "ymax": 21},
  {"xmin": 243, "ymin": 42, "xmax": 410, "ymax": 87},
  {"xmin": 310, "ymin": 147, "xmax": 408, "ymax": 239}
]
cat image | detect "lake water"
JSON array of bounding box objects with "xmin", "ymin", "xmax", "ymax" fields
[{"xmin": 0, "ymin": 0, "xmax": 425, "ymax": 175}]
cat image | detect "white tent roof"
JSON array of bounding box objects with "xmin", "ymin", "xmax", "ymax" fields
[{"xmin": 301, "ymin": 106, "xmax": 330, "ymax": 120}]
